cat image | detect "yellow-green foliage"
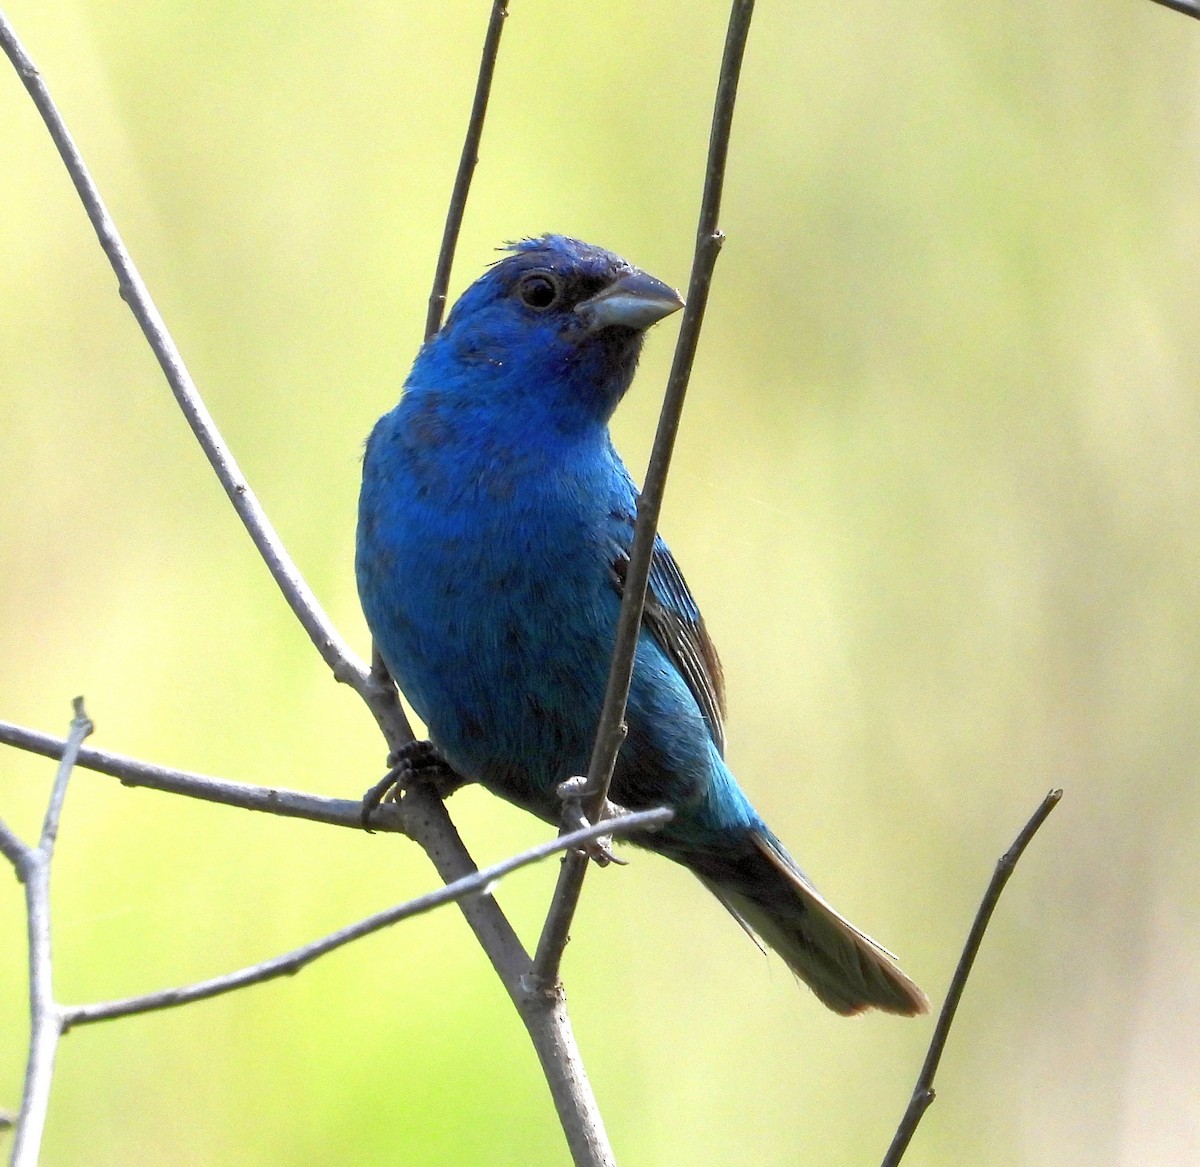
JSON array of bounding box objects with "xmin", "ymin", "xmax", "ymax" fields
[{"xmin": 2, "ymin": 2, "xmax": 1198, "ymax": 1164}]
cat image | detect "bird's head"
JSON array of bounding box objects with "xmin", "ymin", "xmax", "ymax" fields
[{"xmin": 423, "ymin": 235, "xmax": 683, "ymax": 430}]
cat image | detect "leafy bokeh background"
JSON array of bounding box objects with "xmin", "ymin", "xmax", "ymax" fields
[{"xmin": 2, "ymin": 1, "xmax": 1198, "ymax": 1164}]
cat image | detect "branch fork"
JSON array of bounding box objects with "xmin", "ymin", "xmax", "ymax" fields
[{"xmin": 0, "ymin": 0, "xmax": 1142, "ymax": 1157}]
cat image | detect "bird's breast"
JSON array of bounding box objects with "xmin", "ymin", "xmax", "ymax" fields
[{"xmin": 356, "ymin": 401, "xmax": 620, "ymax": 803}]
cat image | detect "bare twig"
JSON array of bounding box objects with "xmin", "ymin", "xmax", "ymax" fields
[
  {"xmin": 1, "ymin": 713, "xmax": 646, "ymax": 1166},
  {"xmin": 0, "ymin": 8, "xmax": 623, "ymax": 1163},
  {"xmin": 424, "ymin": 0, "xmax": 510, "ymax": 340},
  {"xmin": 395, "ymin": 782, "xmax": 618, "ymax": 1167},
  {"xmin": 0, "ymin": 714, "xmax": 664, "ymax": 851},
  {"xmin": 0, "ymin": 717, "xmax": 405, "ymax": 832},
  {"xmin": 532, "ymin": 0, "xmax": 756, "ymax": 987},
  {"xmin": 0, "ymin": 20, "xmax": 381, "ymax": 708},
  {"xmin": 880, "ymin": 789, "xmax": 1064, "ymax": 1167},
  {"xmin": 1147, "ymin": 0, "xmax": 1200, "ymax": 19},
  {"xmin": 61, "ymin": 806, "xmax": 669, "ymax": 1030},
  {"xmin": 5, "ymin": 701, "xmax": 93, "ymax": 1167},
  {"xmin": 0, "ymin": 815, "xmax": 26, "ymax": 869},
  {"xmin": 368, "ymin": 0, "xmax": 512, "ymax": 760},
  {"xmin": 37, "ymin": 699, "xmax": 90, "ymax": 848}
]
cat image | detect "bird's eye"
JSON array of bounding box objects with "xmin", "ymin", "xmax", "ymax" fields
[{"xmin": 516, "ymin": 272, "xmax": 562, "ymax": 311}]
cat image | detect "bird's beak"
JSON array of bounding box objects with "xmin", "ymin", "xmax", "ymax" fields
[{"xmin": 576, "ymin": 270, "xmax": 684, "ymax": 333}]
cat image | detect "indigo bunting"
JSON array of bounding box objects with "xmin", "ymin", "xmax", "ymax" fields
[{"xmin": 357, "ymin": 235, "xmax": 927, "ymax": 1015}]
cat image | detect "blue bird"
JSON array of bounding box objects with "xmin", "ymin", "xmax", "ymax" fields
[{"xmin": 357, "ymin": 234, "xmax": 927, "ymax": 1015}]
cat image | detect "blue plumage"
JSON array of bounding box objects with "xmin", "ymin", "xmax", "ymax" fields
[{"xmin": 356, "ymin": 235, "xmax": 927, "ymax": 1015}]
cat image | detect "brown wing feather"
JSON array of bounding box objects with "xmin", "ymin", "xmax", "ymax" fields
[{"xmin": 612, "ymin": 541, "xmax": 726, "ymax": 755}]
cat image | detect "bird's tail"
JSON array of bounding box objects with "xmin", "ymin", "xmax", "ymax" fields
[{"xmin": 683, "ymin": 827, "xmax": 929, "ymax": 1016}]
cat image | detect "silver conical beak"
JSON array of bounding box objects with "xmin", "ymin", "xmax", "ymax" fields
[{"xmin": 576, "ymin": 270, "xmax": 684, "ymax": 333}]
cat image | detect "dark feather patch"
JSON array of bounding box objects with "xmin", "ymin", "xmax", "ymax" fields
[{"xmin": 611, "ymin": 537, "xmax": 726, "ymax": 755}]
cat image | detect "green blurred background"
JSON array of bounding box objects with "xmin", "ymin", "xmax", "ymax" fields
[{"xmin": 2, "ymin": 1, "xmax": 1198, "ymax": 1163}]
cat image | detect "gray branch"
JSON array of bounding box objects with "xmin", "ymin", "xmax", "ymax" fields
[
  {"xmin": 1148, "ymin": 0, "xmax": 1200, "ymax": 19},
  {"xmin": 60, "ymin": 805, "xmax": 669, "ymax": 1030},
  {"xmin": 881, "ymin": 790, "xmax": 1063, "ymax": 1167},
  {"xmin": 2, "ymin": 711, "xmax": 667, "ymax": 1164},
  {"xmin": 0, "ymin": 717, "xmax": 403, "ymax": 832},
  {"xmin": 0, "ymin": 7, "xmax": 624, "ymax": 1163},
  {"xmin": 532, "ymin": 0, "xmax": 757, "ymax": 988},
  {"xmin": 424, "ymin": 0, "xmax": 510, "ymax": 339},
  {"xmin": 0, "ymin": 19, "xmax": 373, "ymax": 701},
  {"xmin": 3, "ymin": 701, "xmax": 93, "ymax": 1167}
]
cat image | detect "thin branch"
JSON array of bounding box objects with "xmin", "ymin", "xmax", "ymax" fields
[
  {"xmin": 368, "ymin": 644, "xmax": 412, "ymax": 751},
  {"xmin": 424, "ymin": 0, "xmax": 510, "ymax": 340},
  {"xmin": 0, "ymin": 715, "xmax": 617, "ymax": 1166},
  {"xmin": 1147, "ymin": 0, "xmax": 1200, "ymax": 19},
  {"xmin": 0, "ymin": 10, "xmax": 622, "ymax": 1163},
  {"xmin": 8, "ymin": 702, "xmax": 93, "ymax": 1167},
  {"xmin": 390, "ymin": 781, "xmax": 618, "ymax": 1167},
  {"xmin": 0, "ymin": 0, "xmax": 544, "ymax": 1047},
  {"xmin": 0, "ymin": 718, "xmax": 404, "ymax": 832},
  {"xmin": 38, "ymin": 698, "xmax": 92, "ymax": 850},
  {"xmin": 880, "ymin": 789, "xmax": 1064, "ymax": 1167},
  {"xmin": 532, "ymin": 0, "xmax": 756, "ymax": 987},
  {"xmin": 0, "ymin": 14, "xmax": 397, "ymax": 726},
  {"xmin": 0, "ymin": 815, "xmax": 26, "ymax": 869},
  {"xmin": 61, "ymin": 805, "xmax": 669, "ymax": 1031},
  {"xmin": 519, "ymin": 989, "xmax": 615, "ymax": 1167},
  {"xmin": 369, "ymin": 0, "xmax": 512, "ymax": 762}
]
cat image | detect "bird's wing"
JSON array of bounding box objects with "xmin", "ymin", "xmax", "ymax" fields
[{"xmin": 611, "ymin": 532, "xmax": 727, "ymax": 756}]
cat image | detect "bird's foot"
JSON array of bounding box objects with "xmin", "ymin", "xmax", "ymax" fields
[
  {"xmin": 554, "ymin": 776, "xmax": 629, "ymax": 867},
  {"xmin": 361, "ymin": 740, "xmax": 463, "ymax": 831}
]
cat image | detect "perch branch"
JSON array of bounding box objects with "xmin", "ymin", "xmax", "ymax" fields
[
  {"xmin": 532, "ymin": 0, "xmax": 756, "ymax": 986},
  {"xmin": 1, "ymin": 717, "xmax": 405, "ymax": 832},
  {"xmin": 0, "ymin": 4, "xmax": 623, "ymax": 1158},
  {"xmin": 4, "ymin": 701, "xmax": 93, "ymax": 1167},
  {"xmin": 0, "ymin": 715, "xmax": 665, "ymax": 848},
  {"xmin": 364, "ymin": 0, "xmax": 512, "ymax": 756},
  {"xmin": 0, "ymin": 815, "xmax": 26, "ymax": 869},
  {"xmin": 424, "ymin": 0, "xmax": 510, "ymax": 339},
  {"xmin": 1, "ymin": 713, "xmax": 655, "ymax": 1167},
  {"xmin": 0, "ymin": 12, "xmax": 610, "ymax": 1159},
  {"xmin": 880, "ymin": 789, "xmax": 1063, "ymax": 1167},
  {"xmin": 0, "ymin": 17, "xmax": 378, "ymax": 704},
  {"xmin": 61, "ymin": 805, "xmax": 669, "ymax": 1030},
  {"xmin": 0, "ymin": 0, "xmax": 795, "ymax": 1161},
  {"xmin": 1147, "ymin": 0, "xmax": 1200, "ymax": 20}
]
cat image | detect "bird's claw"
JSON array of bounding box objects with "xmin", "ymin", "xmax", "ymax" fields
[
  {"xmin": 360, "ymin": 740, "xmax": 460, "ymax": 831},
  {"xmin": 554, "ymin": 776, "xmax": 629, "ymax": 867}
]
